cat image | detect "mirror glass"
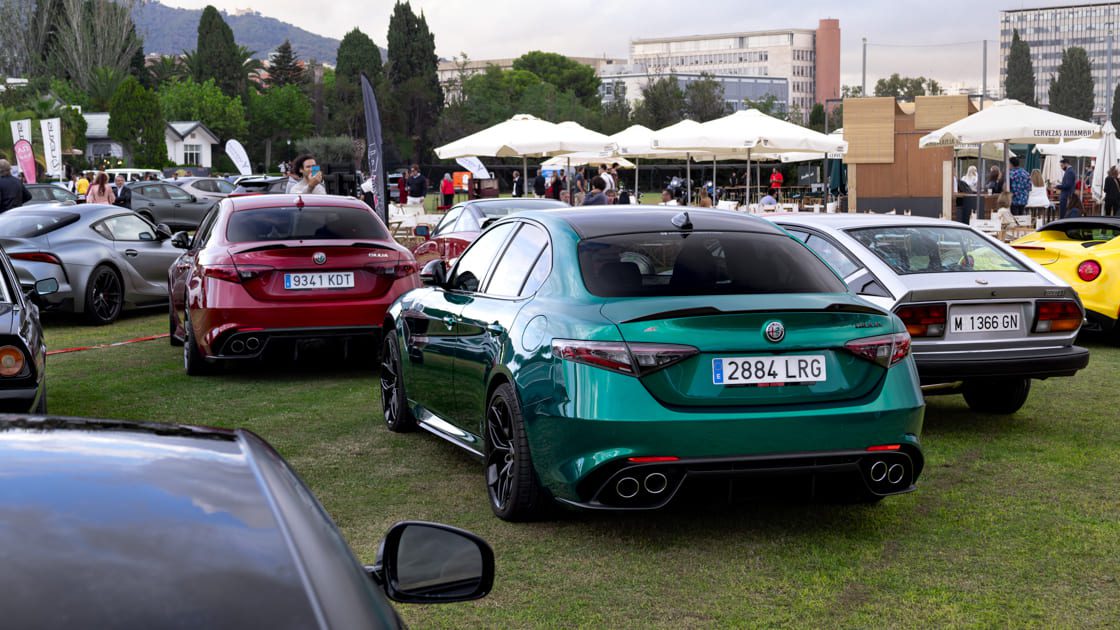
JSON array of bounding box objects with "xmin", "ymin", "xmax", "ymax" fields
[
  {"xmin": 394, "ymin": 524, "xmax": 483, "ymax": 598},
  {"xmin": 35, "ymin": 278, "xmax": 59, "ymax": 296},
  {"xmin": 419, "ymin": 259, "xmax": 445, "ymax": 285},
  {"xmin": 413, "ymin": 225, "xmax": 431, "ymax": 238}
]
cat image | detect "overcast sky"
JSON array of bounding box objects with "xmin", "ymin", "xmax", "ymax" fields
[{"xmin": 162, "ymin": 0, "xmax": 1084, "ymax": 89}]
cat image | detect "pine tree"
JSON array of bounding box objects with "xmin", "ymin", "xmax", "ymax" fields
[
  {"xmin": 1111, "ymin": 83, "xmax": 1120, "ymax": 134},
  {"xmin": 108, "ymin": 76, "xmax": 166, "ymax": 168},
  {"xmin": 268, "ymin": 40, "xmax": 304, "ymax": 88},
  {"xmin": 1048, "ymin": 47, "xmax": 1095, "ymax": 121},
  {"xmin": 195, "ymin": 6, "xmax": 241, "ymax": 98},
  {"xmin": 386, "ymin": 2, "xmax": 442, "ymax": 163},
  {"xmin": 1005, "ymin": 29, "xmax": 1036, "ymax": 106}
]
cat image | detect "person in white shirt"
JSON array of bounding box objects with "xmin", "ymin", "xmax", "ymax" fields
[
  {"xmin": 658, "ymin": 189, "xmax": 678, "ymax": 206},
  {"xmin": 598, "ymin": 164, "xmax": 615, "ymax": 191},
  {"xmin": 289, "ymin": 155, "xmax": 325, "ymax": 194}
]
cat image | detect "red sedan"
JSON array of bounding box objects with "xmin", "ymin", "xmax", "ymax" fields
[
  {"xmin": 169, "ymin": 194, "xmax": 419, "ymax": 375},
  {"xmin": 413, "ymin": 198, "xmax": 567, "ymax": 267}
]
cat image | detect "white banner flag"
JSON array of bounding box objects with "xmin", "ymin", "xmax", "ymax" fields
[
  {"xmin": 455, "ymin": 156, "xmax": 490, "ymax": 179},
  {"xmin": 40, "ymin": 118, "xmax": 63, "ymax": 178},
  {"xmin": 225, "ymin": 139, "xmax": 252, "ymax": 176},
  {"xmin": 10, "ymin": 119, "xmax": 33, "ymax": 145}
]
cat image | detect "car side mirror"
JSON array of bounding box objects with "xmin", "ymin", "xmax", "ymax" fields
[
  {"xmin": 420, "ymin": 259, "xmax": 447, "ymax": 286},
  {"xmin": 367, "ymin": 521, "xmax": 494, "ymax": 604},
  {"xmin": 413, "ymin": 225, "xmax": 431, "ymax": 239},
  {"xmin": 25, "ymin": 278, "xmax": 59, "ymax": 306},
  {"xmin": 171, "ymin": 231, "xmax": 191, "ymax": 249},
  {"xmin": 155, "ymin": 223, "xmax": 174, "ymax": 240}
]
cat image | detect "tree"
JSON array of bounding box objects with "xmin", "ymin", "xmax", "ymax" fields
[
  {"xmin": 1005, "ymin": 29, "xmax": 1036, "ymax": 106},
  {"xmin": 1049, "ymin": 47, "xmax": 1094, "ymax": 121},
  {"xmin": 195, "ymin": 6, "xmax": 241, "ymax": 98},
  {"xmin": 874, "ymin": 73, "xmax": 941, "ymax": 100},
  {"xmin": 841, "ymin": 85, "xmax": 864, "ymax": 98},
  {"xmin": 108, "ymin": 76, "xmax": 166, "ymax": 168},
  {"xmin": 268, "ymin": 40, "xmax": 304, "ymax": 88},
  {"xmin": 52, "ymin": 0, "xmax": 142, "ymax": 92},
  {"xmin": 599, "ymin": 90, "xmax": 632, "ymax": 135},
  {"xmin": 248, "ymin": 84, "xmax": 313, "ymax": 170},
  {"xmin": 158, "ymin": 78, "xmax": 247, "ymax": 142},
  {"xmin": 808, "ymin": 103, "xmax": 826, "ymax": 132},
  {"xmin": 1112, "ymin": 83, "xmax": 1120, "ymax": 136},
  {"xmin": 236, "ymin": 45, "xmax": 265, "ymax": 95},
  {"xmin": 385, "ymin": 1, "xmax": 443, "ymax": 164},
  {"xmin": 684, "ymin": 73, "xmax": 729, "ymax": 122},
  {"xmin": 87, "ymin": 66, "xmax": 127, "ymax": 111},
  {"xmin": 147, "ymin": 56, "xmax": 185, "ymax": 88},
  {"xmin": 743, "ymin": 93, "xmax": 782, "ymax": 116},
  {"xmin": 512, "ymin": 51, "xmax": 601, "ymax": 108},
  {"xmin": 632, "ymin": 76, "xmax": 685, "ymax": 129},
  {"xmin": 331, "ymin": 28, "xmax": 383, "ymax": 137},
  {"xmin": 0, "ymin": 0, "xmax": 61, "ymax": 76}
]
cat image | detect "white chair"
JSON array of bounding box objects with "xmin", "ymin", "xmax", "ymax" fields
[
  {"xmin": 826, "ymin": 201, "xmax": 838, "ymax": 213},
  {"xmin": 781, "ymin": 203, "xmax": 799, "ymax": 212},
  {"xmin": 716, "ymin": 200, "xmax": 739, "ymax": 211}
]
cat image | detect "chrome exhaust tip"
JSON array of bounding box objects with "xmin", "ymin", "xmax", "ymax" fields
[
  {"xmin": 615, "ymin": 477, "xmax": 640, "ymax": 499},
  {"xmin": 643, "ymin": 472, "xmax": 668, "ymax": 495},
  {"xmin": 229, "ymin": 339, "xmax": 246, "ymax": 354},
  {"xmin": 245, "ymin": 337, "xmax": 261, "ymax": 351},
  {"xmin": 869, "ymin": 460, "xmax": 888, "ymax": 483},
  {"xmin": 887, "ymin": 463, "xmax": 905, "ymax": 485}
]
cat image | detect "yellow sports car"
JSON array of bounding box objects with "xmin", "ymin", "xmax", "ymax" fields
[{"xmin": 1012, "ymin": 217, "xmax": 1120, "ymax": 332}]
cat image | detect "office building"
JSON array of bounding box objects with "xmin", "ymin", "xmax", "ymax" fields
[
  {"xmin": 626, "ymin": 19, "xmax": 841, "ymax": 115},
  {"xmin": 598, "ymin": 64, "xmax": 789, "ymax": 113},
  {"xmin": 437, "ymin": 56, "xmax": 626, "ymax": 101},
  {"xmin": 1000, "ymin": 3, "xmax": 1120, "ymax": 120}
]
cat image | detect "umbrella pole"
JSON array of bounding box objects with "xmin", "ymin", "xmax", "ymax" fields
[
  {"xmin": 635, "ymin": 158, "xmax": 640, "ymax": 201},
  {"xmin": 522, "ymin": 156, "xmax": 527, "ymax": 196},
  {"xmin": 746, "ymin": 150, "xmax": 751, "ymax": 206},
  {"xmin": 1003, "ymin": 141, "xmax": 1010, "ymax": 194},
  {"xmin": 687, "ymin": 153, "xmax": 692, "ymax": 205},
  {"xmin": 567, "ymin": 157, "xmax": 572, "ymax": 203},
  {"xmin": 713, "ymin": 156, "xmax": 717, "ymax": 204},
  {"xmin": 975, "ymin": 144, "xmax": 982, "ymax": 222}
]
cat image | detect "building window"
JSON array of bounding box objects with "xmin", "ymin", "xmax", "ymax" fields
[{"xmin": 184, "ymin": 144, "xmax": 202, "ymax": 166}]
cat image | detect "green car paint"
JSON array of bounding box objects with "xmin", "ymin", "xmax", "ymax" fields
[{"xmin": 384, "ymin": 208, "xmax": 925, "ymax": 520}]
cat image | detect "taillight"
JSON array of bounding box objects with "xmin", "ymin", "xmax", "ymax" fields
[
  {"xmin": 551, "ymin": 339, "xmax": 698, "ymax": 376},
  {"xmin": 844, "ymin": 332, "xmax": 911, "ymax": 368},
  {"xmin": 866, "ymin": 444, "xmax": 902, "ymax": 451},
  {"xmin": 1034, "ymin": 300, "xmax": 1082, "ymax": 333},
  {"xmin": 202, "ymin": 264, "xmax": 272, "ymax": 283},
  {"xmin": 895, "ymin": 303, "xmax": 946, "ymax": 337},
  {"xmin": 0, "ymin": 345, "xmax": 26, "ymax": 377},
  {"xmin": 367, "ymin": 261, "xmax": 419, "ymax": 279},
  {"xmin": 627, "ymin": 456, "xmax": 680, "ymax": 463},
  {"xmin": 1077, "ymin": 260, "xmax": 1101, "ymax": 282},
  {"xmin": 10, "ymin": 252, "xmax": 62, "ymax": 266}
]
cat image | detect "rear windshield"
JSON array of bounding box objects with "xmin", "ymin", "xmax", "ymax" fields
[
  {"xmin": 226, "ymin": 206, "xmax": 389, "ymax": 242},
  {"xmin": 578, "ymin": 231, "xmax": 847, "ymax": 297},
  {"xmin": 1044, "ymin": 221, "xmax": 1120, "ymax": 243},
  {"xmin": 847, "ymin": 225, "xmax": 1026, "ymax": 275},
  {"xmin": 0, "ymin": 212, "xmax": 80, "ymax": 237}
]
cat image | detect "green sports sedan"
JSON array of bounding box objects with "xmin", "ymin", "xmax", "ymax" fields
[{"xmin": 380, "ymin": 207, "xmax": 925, "ymax": 521}]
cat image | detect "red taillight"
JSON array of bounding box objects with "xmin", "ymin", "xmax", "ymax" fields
[
  {"xmin": 866, "ymin": 444, "xmax": 901, "ymax": 452},
  {"xmin": 203, "ymin": 264, "xmax": 272, "ymax": 283},
  {"xmin": 627, "ymin": 456, "xmax": 680, "ymax": 463},
  {"xmin": 10, "ymin": 252, "xmax": 62, "ymax": 266},
  {"xmin": 551, "ymin": 339, "xmax": 698, "ymax": 376},
  {"xmin": 367, "ymin": 261, "xmax": 419, "ymax": 279},
  {"xmin": 895, "ymin": 303, "xmax": 947, "ymax": 337},
  {"xmin": 844, "ymin": 332, "xmax": 911, "ymax": 368},
  {"xmin": 1077, "ymin": 260, "xmax": 1101, "ymax": 282},
  {"xmin": 1034, "ymin": 300, "xmax": 1082, "ymax": 333}
]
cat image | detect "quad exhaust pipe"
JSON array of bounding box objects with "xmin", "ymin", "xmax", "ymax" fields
[
  {"xmin": 226, "ymin": 335, "xmax": 263, "ymax": 355},
  {"xmin": 865, "ymin": 458, "xmax": 910, "ymax": 491},
  {"xmin": 613, "ymin": 471, "xmax": 672, "ymax": 502}
]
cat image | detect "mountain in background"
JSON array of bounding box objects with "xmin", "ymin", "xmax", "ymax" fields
[{"xmin": 133, "ymin": 2, "xmax": 361, "ymax": 64}]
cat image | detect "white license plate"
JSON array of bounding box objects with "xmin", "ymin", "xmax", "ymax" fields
[
  {"xmin": 283, "ymin": 272, "xmax": 355, "ymax": 290},
  {"xmin": 950, "ymin": 311, "xmax": 1020, "ymax": 334},
  {"xmin": 712, "ymin": 355, "xmax": 826, "ymax": 386}
]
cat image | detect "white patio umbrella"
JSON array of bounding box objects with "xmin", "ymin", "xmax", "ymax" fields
[
  {"xmin": 1036, "ymin": 135, "xmax": 1120, "ymax": 158},
  {"xmin": 1093, "ymin": 121, "xmax": 1118, "ymax": 204},
  {"xmin": 608, "ymin": 123, "xmax": 729, "ymax": 202},
  {"xmin": 1042, "ymin": 154, "xmax": 1064, "ymax": 187},
  {"xmin": 553, "ymin": 121, "xmax": 611, "ymax": 199},
  {"xmin": 542, "ymin": 154, "xmax": 634, "ymax": 169}
]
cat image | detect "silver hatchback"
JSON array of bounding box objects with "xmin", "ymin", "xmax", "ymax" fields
[{"xmin": 767, "ymin": 213, "xmax": 1089, "ymax": 414}]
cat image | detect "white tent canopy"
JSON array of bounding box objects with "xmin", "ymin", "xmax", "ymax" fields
[
  {"xmin": 542, "ymin": 154, "xmax": 634, "ymax": 169},
  {"xmin": 1035, "ymin": 136, "xmax": 1120, "ymax": 158},
  {"xmin": 434, "ymin": 114, "xmax": 607, "ymax": 159},
  {"xmin": 652, "ymin": 109, "xmax": 848, "ymax": 154},
  {"xmin": 919, "ymin": 99, "xmax": 1100, "ymax": 147},
  {"xmin": 776, "ymin": 129, "xmax": 847, "ymax": 163}
]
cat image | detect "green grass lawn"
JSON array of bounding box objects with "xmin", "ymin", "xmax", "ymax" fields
[{"xmin": 46, "ymin": 314, "xmax": 1120, "ymax": 627}]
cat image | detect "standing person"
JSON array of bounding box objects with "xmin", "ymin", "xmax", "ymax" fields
[
  {"xmin": 1008, "ymin": 156, "xmax": 1030, "ymax": 215},
  {"xmin": 582, "ymin": 176, "xmax": 608, "ymax": 206},
  {"xmin": 573, "ymin": 166, "xmax": 586, "ymax": 205},
  {"xmin": 986, "ymin": 165, "xmax": 1003, "ymax": 194},
  {"xmin": 1105, "ymin": 166, "xmax": 1120, "ymax": 217},
  {"xmin": 769, "ymin": 168, "xmax": 783, "ymax": 199},
  {"xmin": 85, "ymin": 173, "xmax": 116, "ymax": 204},
  {"xmin": 658, "ymin": 189, "xmax": 678, "ymax": 206},
  {"xmin": 598, "ymin": 164, "xmax": 615, "ymax": 192},
  {"xmin": 0, "ymin": 159, "xmax": 32, "ymax": 212},
  {"xmin": 532, "ymin": 169, "xmax": 546, "ymax": 198},
  {"xmin": 290, "ymin": 156, "xmax": 325, "ymax": 194},
  {"xmin": 558, "ymin": 169, "xmax": 567, "ymax": 199},
  {"xmin": 1056, "ymin": 158, "xmax": 1077, "ymax": 219},
  {"xmin": 961, "ymin": 165, "xmax": 979, "ymax": 192},
  {"xmin": 440, "ymin": 173, "xmax": 454, "ymax": 207},
  {"xmin": 1026, "ymin": 169, "xmax": 1052, "ymax": 219},
  {"xmin": 112, "ymin": 174, "xmax": 132, "ymax": 208},
  {"xmin": 511, "ymin": 170, "xmax": 523, "ymax": 197},
  {"xmin": 405, "ymin": 164, "xmax": 427, "ymax": 206},
  {"xmin": 76, "ymin": 172, "xmax": 90, "ymax": 201},
  {"xmin": 550, "ymin": 172, "xmax": 562, "ymax": 201}
]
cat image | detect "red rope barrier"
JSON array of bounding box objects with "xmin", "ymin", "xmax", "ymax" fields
[{"xmin": 47, "ymin": 333, "xmax": 170, "ymax": 356}]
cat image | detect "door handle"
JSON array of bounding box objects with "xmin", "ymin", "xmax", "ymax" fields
[
  {"xmin": 443, "ymin": 316, "xmax": 455, "ymax": 329},
  {"xmin": 486, "ymin": 322, "xmax": 505, "ymax": 336},
  {"xmin": 124, "ymin": 249, "xmax": 139, "ymax": 257}
]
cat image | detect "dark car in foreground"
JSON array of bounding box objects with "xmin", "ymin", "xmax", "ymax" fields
[
  {"xmin": 0, "ymin": 205, "xmax": 181, "ymax": 324},
  {"xmin": 412, "ymin": 197, "xmax": 568, "ymax": 267},
  {"xmin": 170, "ymin": 194, "xmax": 420, "ymax": 375},
  {"xmin": 768, "ymin": 214, "xmax": 1089, "ymax": 414},
  {"xmin": 382, "ymin": 208, "xmax": 925, "ymax": 521},
  {"xmin": 0, "ymin": 248, "xmax": 48, "ymax": 413},
  {"xmin": 0, "ymin": 416, "xmax": 494, "ymax": 629}
]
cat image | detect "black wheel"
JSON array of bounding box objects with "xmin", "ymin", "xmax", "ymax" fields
[
  {"xmin": 84, "ymin": 265, "xmax": 123, "ymax": 325},
  {"xmin": 183, "ymin": 309, "xmax": 215, "ymax": 376},
  {"xmin": 33, "ymin": 382, "xmax": 46, "ymax": 414},
  {"xmin": 962, "ymin": 377, "xmax": 1031, "ymax": 414},
  {"xmin": 486, "ymin": 382, "xmax": 548, "ymax": 521},
  {"xmin": 380, "ymin": 332, "xmax": 415, "ymax": 432},
  {"xmin": 169, "ymin": 304, "xmax": 184, "ymax": 346}
]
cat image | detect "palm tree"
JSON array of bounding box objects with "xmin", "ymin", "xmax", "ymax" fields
[
  {"xmin": 147, "ymin": 55, "xmax": 185, "ymax": 87},
  {"xmin": 87, "ymin": 66, "xmax": 127, "ymax": 111},
  {"xmin": 237, "ymin": 45, "xmax": 264, "ymax": 95},
  {"xmin": 179, "ymin": 50, "xmax": 204, "ymax": 83}
]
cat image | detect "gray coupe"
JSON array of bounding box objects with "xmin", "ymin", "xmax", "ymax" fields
[
  {"xmin": 766, "ymin": 213, "xmax": 1089, "ymax": 414},
  {"xmin": 0, "ymin": 204, "xmax": 181, "ymax": 324}
]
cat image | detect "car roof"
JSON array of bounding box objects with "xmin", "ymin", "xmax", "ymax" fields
[
  {"xmin": 1038, "ymin": 217, "xmax": 1120, "ymax": 232},
  {"xmin": 764, "ymin": 212, "xmax": 965, "ymax": 230},
  {"xmin": 225, "ymin": 193, "xmax": 371, "ymax": 212},
  {"xmin": 519, "ymin": 206, "xmax": 784, "ymax": 239},
  {"xmin": 2, "ymin": 203, "xmax": 130, "ymax": 222}
]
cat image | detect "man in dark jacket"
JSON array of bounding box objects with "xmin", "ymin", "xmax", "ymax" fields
[
  {"xmin": 532, "ymin": 170, "xmax": 546, "ymax": 198},
  {"xmin": 0, "ymin": 159, "xmax": 31, "ymax": 212},
  {"xmin": 1057, "ymin": 158, "xmax": 1077, "ymax": 219},
  {"xmin": 112, "ymin": 174, "xmax": 132, "ymax": 208}
]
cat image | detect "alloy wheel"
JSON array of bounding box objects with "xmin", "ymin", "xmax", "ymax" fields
[
  {"xmin": 88, "ymin": 268, "xmax": 122, "ymax": 324},
  {"xmin": 380, "ymin": 348, "xmax": 399, "ymax": 426},
  {"xmin": 486, "ymin": 398, "xmax": 515, "ymax": 511}
]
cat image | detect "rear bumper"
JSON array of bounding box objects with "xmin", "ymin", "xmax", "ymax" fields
[
  {"xmin": 914, "ymin": 345, "xmax": 1090, "ymax": 382},
  {"xmin": 207, "ymin": 325, "xmax": 380, "ymax": 360},
  {"xmin": 0, "ymin": 385, "xmax": 42, "ymax": 413}
]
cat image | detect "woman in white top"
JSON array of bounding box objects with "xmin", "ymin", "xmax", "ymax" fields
[
  {"xmin": 1025, "ymin": 168, "xmax": 1051, "ymax": 215},
  {"xmin": 961, "ymin": 165, "xmax": 978, "ymax": 192}
]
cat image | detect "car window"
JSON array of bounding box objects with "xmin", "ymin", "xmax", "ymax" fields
[
  {"xmin": 520, "ymin": 243, "xmax": 552, "ymax": 297},
  {"xmin": 192, "ymin": 208, "xmax": 220, "ymax": 250},
  {"xmin": 448, "ymin": 222, "xmax": 516, "ymax": 293},
  {"xmin": 455, "ymin": 209, "xmax": 481, "ymax": 233},
  {"xmin": 0, "ymin": 212, "xmax": 80, "ymax": 237},
  {"xmin": 27, "ymin": 188, "xmax": 51, "ymax": 201},
  {"xmin": 51, "ymin": 187, "xmax": 76, "ymax": 201},
  {"xmin": 226, "ymin": 206, "xmax": 390, "ymax": 242},
  {"xmin": 192, "ymin": 180, "xmax": 214, "ymax": 193},
  {"xmin": 215, "ymin": 180, "xmax": 235, "ymax": 194},
  {"xmin": 578, "ymin": 231, "xmax": 848, "ymax": 297},
  {"xmin": 847, "ymin": 225, "xmax": 1027, "ymax": 275},
  {"xmin": 485, "ymin": 223, "xmax": 549, "ymax": 297},
  {"xmin": 166, "ymin": 185, "xmax": 192, "ymax": 201},
  {"xmin": 434, "ymin": 206, "xmax": 463, "ymax": 237},
  {"xmin": 1046, "ymin": 222, "xmax": 1120, "ymax": 242},
  {"xmin": 101, "ymin": 214, "xmax": 156, "ymax": 241},
  {"xmin": 803, "ymin": 234, "xmax": 860, "ymax": 278},
  {"xmin": 140, "ymin": 184, "xmax": 168, "ymax": 200}
]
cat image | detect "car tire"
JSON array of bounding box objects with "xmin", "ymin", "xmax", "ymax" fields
[
  {"xmin": 84, "ymin": 265, "xmax": 123, "ymax": 325},
  {"xmin": 183, "ymin": 309, "xmax": 215, "ymax": 376},
  {"xmin": 169, "ymin": 305, "xmax": 184, "ymax": 347},
  {"xmin": 962, "ymin": 377, "xmax": 1031, "ymax": 414},
  {"xmin": 485, "ymin": 382, "xmax": 549, "ymax": 522},
  {"xmin": 380, "ymin": 332, "xmax": 415, "ymax": 432}
]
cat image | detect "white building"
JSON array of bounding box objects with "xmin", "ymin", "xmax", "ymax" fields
[{"xmin": 83, "ymin": 113, "xmax": 219, "ymax": 169}]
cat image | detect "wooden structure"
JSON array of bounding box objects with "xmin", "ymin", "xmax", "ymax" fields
[{"xmin": 844, "ymin": 95, "xmax": 976, "ymax": 217}]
